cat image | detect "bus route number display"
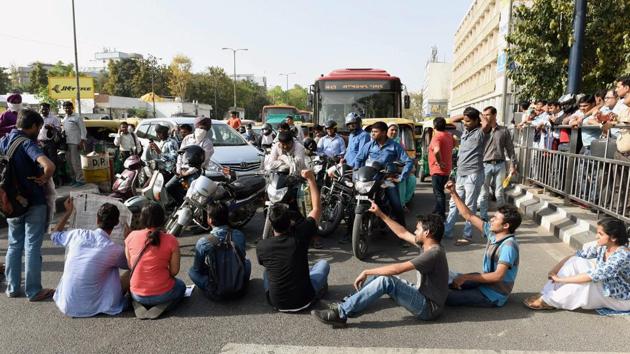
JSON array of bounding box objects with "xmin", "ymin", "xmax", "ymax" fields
[{"xmin": 322, "ymin": 81, "xmax": 392, "ymax": 91}]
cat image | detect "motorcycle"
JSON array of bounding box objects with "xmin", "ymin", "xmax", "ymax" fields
[
  {"xmin": 124, "ymin": 160, "xmax": 172, "ymax": 229},
  {"xmin": 109, "ymin": 153, "xmax": 144, "ymax": 200},
  {"xmin": 351, "ymin": 160, "xmax": 398, "ymax": 260},
  {"xmin": 165, "ymin": 170, "xmax": 266, "ymax": 237},
  {"xmin": 316, "ymin": 160, "xmax": 355, "ymax": 236}
]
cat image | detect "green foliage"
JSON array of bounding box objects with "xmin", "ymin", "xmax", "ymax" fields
[
  {"xmin": 29, "ymin": 62, "xmax": 48, "ymax": 93},
  {"xmin": 127, "ymin": 107, "xmax": 148, "ymax": 118},
  {"xmin": 236, "ymin": 79, "xmax": 271, "ymax": 120},
  {"xmin": 507, "ymin": 0, "xmax": 630, "ymax": 99},
  {"xmin": 0, "ymin": 67, "xmax": 10, "ymax": 94},
  {"xmin": 187, "ymin": 66, "xmax": 234, "ymax": 119},
  {"xmin": 35, "ymin": 86, "xmax": 57, "ymax": 107},
  {"xmin": 48, "ymin": 61, "xmax": 75, "ymax": 77},
  {"xmin": 403, "ymin": 92, "xmax": 423, "ymax": 121},
  {"xmin": 266, "ymin": 85, "xmax": 308, "ymax": 110},
  {"xmin": 102, "ymin": 57, "xmax": 170, "ymax": 98},
  {"xmin": 104, "ymin": 58, "xmax": 138, "ymax": 97},
  {"xmin": 168, "ymin": 54, "xmax": 192, "ymax": 100}
]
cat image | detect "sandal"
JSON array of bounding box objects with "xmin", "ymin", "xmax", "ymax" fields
[
  {"xmin": 29, "ymin": 288, "xmax": 55, "ymax": 302},
  {"xmin": 523, "ymin": 295, "xmax": 555, "ymax": 310},
  {"xmin": 455, "ymin": 238, "xmax": 472, "ymax": 246}
]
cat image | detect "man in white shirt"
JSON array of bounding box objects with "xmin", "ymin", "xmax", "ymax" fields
[
  {"xmin": 38, "ymin": 103, "xmax": 61, "ymax": 183},
  {"xmin": 266, "ymin": 131, "xmax": 308, "ymax": 173},
  {"xmin": 62, "ymin": 101, "xmax": 87, "ymax": 187},
  {"xmin": 113, "ymin": 122, "xmax": 142, "ymax": 160},
  {"xmin": 286, "ymin": 116, "xmax": 304, "ymax": 143},
  {"xmin": 613, "ymin": 75, "xmax": 629, "ymax": 115}
]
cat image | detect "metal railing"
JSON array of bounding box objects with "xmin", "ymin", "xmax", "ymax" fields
[{"xmin": 512, "ymin": 125, "xmax": 630, "ymax": 223}]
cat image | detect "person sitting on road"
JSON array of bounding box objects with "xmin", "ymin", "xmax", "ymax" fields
[
  {"xmin": 145, "ymin": 124, "xmax": 179, "ymax": 180},
  {"xmin": 317, "ymin": 120, "xmax": 346, "ymax": 159},
  {"xmin": 125, "ymin": 202, "xmax": 185, "ymax": 319},
  {"xmin": 343, "ymin": 112, "xmax": 370, "ymax": 167},
  {"xmin": 266, "ymin": 131, "xmax": 308, "ymax": 172},
  {"xmin": 524, "ymin": 218, "xmax": 630, "ymax": 311},
  {"xmin": 256, "ymin": 170, "xmax": 329, "ymax": 312},
  {"xmin": 51, "ymin": 198, "xmax": 129, "ymax": 317},
  {"xmin": 114, "ymin": 122, "xmax": 142, "ymax": 161},
  {"xmin": 444, "ymin": 180, "xmax": 522, "ymax": 308},
  {"xmin": 354, "ymin": 121, "xmax": 414, "ymax": 229},
  {"xmin": 188, "ymin": 201, "xmax": 251, "ymax": 300},
  {"xmin": 311, "ymin": 202, "xmax": 449, "ymax": 328}
]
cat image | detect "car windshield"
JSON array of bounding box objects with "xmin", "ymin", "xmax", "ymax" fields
[
  {"xmin": 319, "ymin": 91, "xmax": 396, "ymax": 127},
  {"xmin": 178, "ymin": 123, "xmax": 247, "ymax": 146}
]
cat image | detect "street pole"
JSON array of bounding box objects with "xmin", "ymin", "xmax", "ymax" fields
[
  {"xmin": 500, "ymin": 0, "xmax": 513, "ymax": 126},
  {"xmin": 71, "ymin": 0, "xmax": 81, "ymax": 118},
  {"xmin": 222, "ymin": 48, "xmax": 248, "ymax": 109},
  {"xmin": 151, "ymin": 71, "xmax": 156, "ymax": 117},
  {"xmin": 279, "ymin": 72, "xmax": 296, "ymax": 102},
  {"xmin": 148, "ymin": 55, "xmax": 162, "ymax": 118},
  {"xmin": 567, "ymin": 0, "xmax": 587, "ymax": 94}
]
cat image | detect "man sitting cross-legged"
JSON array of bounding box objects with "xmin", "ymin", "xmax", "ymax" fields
[
  {"xmin": 51, "ymin": 197, "xmax": 130, "ymax": 317},
  {"xmin": 444, "ymin": 180, "xmax": 522, "ymax": 307},
  {"xmin": 311, "ymin": 201, "xmax": 449, "ymax": 328}
]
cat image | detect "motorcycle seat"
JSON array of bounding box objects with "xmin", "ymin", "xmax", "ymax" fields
[{"xmin": 230, "ymin": 175, "xmax": 266, "ymax": 199}]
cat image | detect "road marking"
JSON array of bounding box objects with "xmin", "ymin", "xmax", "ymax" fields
[{"xmin": 221, "ymin": 343, "xmax": 608, "ymax": 354}]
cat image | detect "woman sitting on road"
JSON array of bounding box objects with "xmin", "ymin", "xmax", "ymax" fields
[
  {"xmin": 125, "ymin": 202, "xmax": 185, "ymax": 319},
  {"xmin": 524, "ymin": 218, "xmax": 630, "ymax": 311}
]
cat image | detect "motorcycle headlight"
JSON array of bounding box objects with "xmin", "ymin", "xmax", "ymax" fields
[
  {"xmin": 344, "ymin": 180, "xmax": 354, "ymax": 188},
  {"xmin": 267, "ymin": 185, "xmax": 288, "ymax": 203},
  {"xmin": 355, "ymin": 180, "xmax": 375, "ymax": 194},
  {"xmin": 206, "ymin": 160, "xmax": 223, "ymax": 173}
]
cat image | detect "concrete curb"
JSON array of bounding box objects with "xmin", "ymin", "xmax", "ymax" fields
[{"xmin": 505, "ymin": 184, "xmax": 599, "ymax": 250}]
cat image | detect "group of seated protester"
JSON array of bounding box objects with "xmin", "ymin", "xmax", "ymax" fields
[{"xmin": 49, "ymin": 171, "xmax": 629, "ymax": 322}]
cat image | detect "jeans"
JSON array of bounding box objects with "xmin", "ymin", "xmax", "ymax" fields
[
  {"xmin": 165, "ymin": 175, "xmax": 195, "ymax": 207},
  {"xmin": 444, "ymin": 172, "xmax": 484, "ymax": 239},
  {"xmin": 478, "ymin": 161, "xmax": 507, "ymax": 221},
  {"xmin": 384, "ymin": 185, "xmax": 406, "ymax": 228},
  {"xmin": 338, "ymin": 275, "xmax": 430, "ymax": 320},
  {"xmin": 66, "ymin": 143, "xmax": 84, "ymax": 183},
  {"xmin": 577, "ymin": 146, "xmax": 598, "ymax": 203},
  {"xmin": 132, "ymin": 278, "xmax": 186, "ymax": 309},
  {"xmin": 188, "ymin": 237, "xmax": 252, "ymax": 293},
  {"xmin": 431, "ymin": 174, "xmax": 449, "ymax": 217},
  {"xmin": 445, "ymin": 272, "xmax": 495, "ymax": 307},
  {"xmin": 263, "ymin": 259, "xmax": 330, "ymax": 302},
  {"xmin": 5, "ymin": 204, "xmax": 48, "ymax": 299}
]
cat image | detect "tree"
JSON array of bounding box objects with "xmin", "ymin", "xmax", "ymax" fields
[
  {"xmin": 48, "ymin": 61, "xmax": 75, "ymax": 77},
  {"xmin": 168, "ymin": 54, "xmax": 192, "ymax": 101},
  {"xmin": 104, "ymin": 58, "xmax": 139, "ymax": 97},
  {"xmin": 506, "ymin": 0, "xmax": 630, "ymax": 100},
  {"xmin": 236, "ymin": 79, "xmax": 271, "ymax": 120},
  {"xmin": 266, "ymin": 84, "xmax": 308, "ymax": 110},
  {"xmin": 403, "ymin": 92, "xmax": 423, "ymax": 121},
  {"xmin": 29, "ymin": 62, "xmax": 49, "ymax": 93},
  {"xmin": 187, "ymin": 67, "xmax": 234, "ymax": 119},
  {"xmin": 0, "ymin": 67, "xmax": 10, "ymax": 94}
]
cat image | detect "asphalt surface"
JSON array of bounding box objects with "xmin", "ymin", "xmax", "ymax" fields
[{"xmin": 0, "ymin": 183, "xmax": 628, "ymax": 353}]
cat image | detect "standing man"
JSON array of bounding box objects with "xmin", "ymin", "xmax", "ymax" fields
[
  {"xmin": 477, "ymin": 106, "xmax": 517, "ymax": 222},
  {"xmin": 37, "ymin": 103, "xmax": 61, "ymax": 182},
  {"xmin": 1, "ymin": 109, "xmax": 56, "ymax": 301},
  {"xmin": 343, "ymin": 112, "xmax": 370, "ymax": 167},
  {"xmin": 317, "ymin": 120, "xmax": 346, "ymax": 159},
  {"xmin": 0, "ymin": 93, "xmax": 22, "ymax": 138},
  {"xmin": 285, "ymin": 115, "xmax": 304, "ymax": 143},
  {"xmin": 113, "ymin": 122, "xmax": 142, "ymax": 161},
  {"xmin": 613, "ymin": 75, "xmax": 629, "ymax": 115},
  {"xmin": 62, "ymin": 101, "xmax": 87, "ymax": 187},
  {"xmin": 312, "ymin": 203, "xmax": 449, "ymax": 327},
  {"xmin": 428, "ymin": 117, "xmax": 455, "ymax": 218},
  {"xmin": 227, "ymin": 111, "xmax": 242, "ymax": 130},
  {"xmin": 147, "ymin": 125, "xmax": 179, "ymax": 180},
  {"xmin": 444, "ymin": 107, "xmax": 491, "ymax": 245}
]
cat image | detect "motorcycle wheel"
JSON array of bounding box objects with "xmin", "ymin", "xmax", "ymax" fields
[
  {"xmin": 352, "ymin": 213, "xmax": 369, "ymax": 260},
  {"xmin": 262, "ymin": 213, "xmax": 273, "ymax": 240},
  {"xmin": 228, "ymin": 205, "xmax": 256, "ymax": 229},
  {"xmin": 317, "ymin": 197, "xmax": 344, "ymax": 236}
]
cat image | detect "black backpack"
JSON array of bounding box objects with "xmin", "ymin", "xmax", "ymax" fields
[
  {"xmin": 0, "ymin": 136, "xmax": 30, "ymax": 218},
  {"xmin": 204, "ymin": 229, "xmax": 248, "ymax": 301}
]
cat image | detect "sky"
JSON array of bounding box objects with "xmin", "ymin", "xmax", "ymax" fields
[{"xmin": 1, "ymin": 0, "xmax": 471, "ymax": 93}]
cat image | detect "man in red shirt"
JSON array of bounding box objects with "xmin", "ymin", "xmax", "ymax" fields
[
  {"xmin": 227, "ymin": 111, "xmax": 241, "ymax": 130},
  {"xmin": 428, "ymin": 117, "xmax": 455, "ymax": 218}
]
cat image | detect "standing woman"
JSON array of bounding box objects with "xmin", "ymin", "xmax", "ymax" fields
[
  {"xmin": 525, "ymin": 218, "xmax": 630, "ymax": 311},
  {"xmin": 125, "ymin": 203, "xmax": 185, "ymax": 318}
]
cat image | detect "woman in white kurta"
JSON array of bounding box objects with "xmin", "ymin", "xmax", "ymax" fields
[{"xmin": 524, "ymin": 218, "xmax": 630, "ymax": 311}]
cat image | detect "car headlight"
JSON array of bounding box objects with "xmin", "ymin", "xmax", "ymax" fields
[
  {"xmin": 267, "ymin": 185, "xmax": 288, "ymax": 203},
  {"xmin": 206, "ymin": 160, "xmax": 223, "ymax": 173},
  {"xmin": 355, "ymin": 180, "xmax": 375, "ymax": 194}
]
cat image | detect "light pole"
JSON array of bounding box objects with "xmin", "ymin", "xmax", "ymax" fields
[
  {"xmin": 222, "ymin": 47, "xmax": 248, "ymax": 109},
  {"xmin": 71, "ymin": 0, "xmax": 81, "ymax": 118},
  {"xmin": 279, "ymin": 72, "xmax": 296, "ymax": 91},
  {"xmin": 148, "ymin": 54, "xmax": 162, "ymax": 118}
]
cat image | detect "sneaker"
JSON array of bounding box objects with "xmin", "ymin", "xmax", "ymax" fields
[{"xmin": 311, "ymin": 306, "xmax": 347, "ymax": 328}]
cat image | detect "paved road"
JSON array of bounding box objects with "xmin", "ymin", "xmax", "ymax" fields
[{"xmin": 0, "ymin": 183, "xmax": 628, "ymax": 353}]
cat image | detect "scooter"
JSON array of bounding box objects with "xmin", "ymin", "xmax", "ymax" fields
[
  {"xmin": 109, "ymin": 153, "xmax": 143, "ymax": 200},
  {"xmin": 124, "ymin": 163, "xmax": 171, "ymax": 229}
]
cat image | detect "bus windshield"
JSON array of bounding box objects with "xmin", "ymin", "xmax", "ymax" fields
[{"xmin": 319, "ymin": 91, "xmax": 395, "ymax": 125}]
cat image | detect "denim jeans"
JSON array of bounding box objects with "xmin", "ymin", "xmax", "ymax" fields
[
  {"xmin": 131, "ymin": 278, "xmax": 186, "ymax": 309},
  {"xmin": 478, "ymin": 161, "xmax": 507, "ymax": 221},
  {"xmin": 263, "ymin": 259, "xmax": 330, "ymax": 299},
  {"xmin": 5, "ymin": 204, "xmax": 48, "ymax": 299},
  {"xmin": 431, "ymin": 174, "xmax": 449, "ymax": 217},
  {"xmin": 338, "ymin": 275, "xmax": 430, "ymax": 320},
  {"xmin": 188, "ymin": 237, "xmax": 252, "ymax": 292},
  {"xmin": 577, "ymin": 146, "xmax": 598, "ymax": 203},
  {"xmin": 444, "ymin": 172, "xmax": 484, "ymax": 239},
  {"xmin": 384, "ymin": 185, "xmax": 406, "ymax": 228}
]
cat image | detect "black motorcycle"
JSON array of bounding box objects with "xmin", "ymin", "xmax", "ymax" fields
[
  {"xmin": 317, "ymin": 161, "xmax": 355, "ymax": 236},
  {"xmin": 351, "ymin": 160, "xmax": 398, "ymax": 260},
  {"xmin": 261, "ymin": 165, "xmax": 306, "ymax": 240}
]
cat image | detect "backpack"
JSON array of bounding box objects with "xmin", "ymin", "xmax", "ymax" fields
[
  {"xmin": 0, "ymin": 136, "xmax": 31, "ymax": 218},
  {"xmin": 204, "ymin": 229, "xmax": 248, "ymax": 301}
]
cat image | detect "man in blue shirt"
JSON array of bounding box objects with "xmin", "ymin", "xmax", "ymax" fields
[
  {"xmin": 51, "ymin": 198, "xmax": 129, "ymax": 317},
  {"xmin": 189, "ymin": 201, "xmax": 251, "ymax": 300},
  {"xmin": 343, "ymin": 113, "xmax": 370, "ymax": 166},
  {"xmin": 1, "ymin": 109, "xmax": 56, "ymax": 301},
  {"xmin": 444, "ymin": 180, "xmax": 522, "ymax": 307},
  {"xmin": 317, "ymin": 120, "xmax": 346, "ymax": 158},
  {"xmin": 354, "ymin": 121, "xmax": 414, "ymax": 228}
]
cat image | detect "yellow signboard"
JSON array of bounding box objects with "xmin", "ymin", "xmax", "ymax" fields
[{"xmin": 48, "ymin": 76, "xmax": 94, "ymax": 99}]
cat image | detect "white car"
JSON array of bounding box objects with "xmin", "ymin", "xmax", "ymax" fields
[{"xmin": 135, "ymin": 118, "xmax": 263, "ymax": 177}]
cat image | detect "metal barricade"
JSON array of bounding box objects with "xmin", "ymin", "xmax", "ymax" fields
[{"xmin": 512, "ymin": 124, "xmax": 630, "ymax": 223}]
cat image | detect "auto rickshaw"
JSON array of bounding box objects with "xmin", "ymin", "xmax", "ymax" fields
[
  {"xmin": 361, "ymin": 118, "xmax": 417, "ymax": 160},
  {"xmin": 417, "ymin": 118, "xmax": 462, "ymax": 182}
]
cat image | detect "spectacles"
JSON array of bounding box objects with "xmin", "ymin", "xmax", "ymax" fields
[{"xmin": 605, "ymin": 96, "xmax": 616, "ymax": 99}]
